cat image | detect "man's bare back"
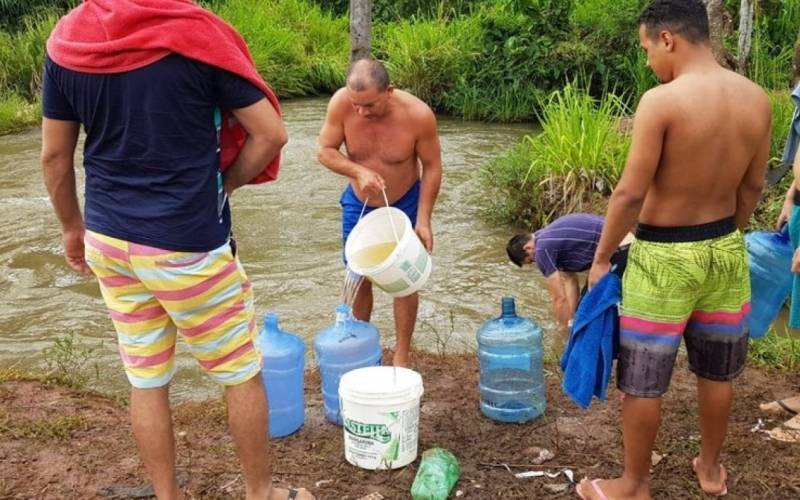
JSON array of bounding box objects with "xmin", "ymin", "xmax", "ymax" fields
[
  {"xmin": 322, "ymin": 87, "xmax": 436, "ymax": 205},
  {"xmin": 638, "ymin": 69, "xmax": 771, "ymax": 226}
]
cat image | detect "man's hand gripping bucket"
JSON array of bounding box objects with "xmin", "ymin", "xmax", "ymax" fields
[{"xmin": 344, "ymin": 190, "xmax": 432, "ymax": 297}]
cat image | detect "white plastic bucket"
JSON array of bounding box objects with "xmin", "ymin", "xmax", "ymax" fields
[
  {"xmin": 344, "ymin": 206, "xmax": 432, "ymax": 297},
  {"xmin": 339, "ymin": 366, "xmax": 424, "ymax": 470}
]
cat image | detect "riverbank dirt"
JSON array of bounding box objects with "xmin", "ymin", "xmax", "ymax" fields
[{"xmin": 2, "ymin": 350, "xmax": 799, "ymax": 499}]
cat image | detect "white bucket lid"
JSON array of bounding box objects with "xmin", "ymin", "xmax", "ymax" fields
[{"xmin": 339, "ymin": 366, "xmax": 424, "ymax": 403}]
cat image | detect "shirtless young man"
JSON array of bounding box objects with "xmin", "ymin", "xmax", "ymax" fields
[
  {"xmin": 317, "ymin": 58, "xmax": 442, "ymax": 367},
  {"xmin": 581, "ymin": 1, "xmax": 771, "ymax": 498}
]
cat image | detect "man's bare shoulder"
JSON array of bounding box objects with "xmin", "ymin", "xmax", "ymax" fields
[
  {"xmin": 633, "ymin": 85, "xmax": 672, "ymax": 119},
  {"xmin": 735, "ymin": 74, "xmax": 771, "ymax": 117},
  {"xmin": 326, "ymin": 88, "xmax": 351, "ymax": 116},
  {"xmin": 395, "ymin": 89, "xmax": 435, "ymax": 120}
]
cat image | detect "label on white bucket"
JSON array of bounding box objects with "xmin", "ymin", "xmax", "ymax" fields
[
  {"xmin": 339, "ymin": 367, "xmax": 424, "ymax": 470},
  {"xmin": 342, "ymin": 403, "xmax": 419, "ymax": 469}
]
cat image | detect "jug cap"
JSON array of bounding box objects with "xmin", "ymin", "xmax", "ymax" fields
[
  {"xmin": 264, "ymin": 312, "xmax": 279, "ymax": 330},
  {"xmin": 335, "ymin": 304, "xmax": 352, "ymax": 323},
  {"xmin": 501, "ymin": 296, "xmax": 516, "ymax": 317}
]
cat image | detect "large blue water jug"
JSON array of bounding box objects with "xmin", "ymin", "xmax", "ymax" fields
[
  {"xmin": 259, "ymin": 312, "xmax": 305, "ymax": 438},
  {"xmin": 477, "ymin": 297, "xmax": 545, "ymax": 423},
  {"xmin": 313, "ymin": 304, "xmax": 382, "ymax": 425},
  {"xmin": 747, "ymin": 226, "xmax": 794, "ymax": 338}
]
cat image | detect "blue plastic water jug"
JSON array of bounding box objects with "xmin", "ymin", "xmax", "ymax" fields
[
  {"xmin": 258, "ymin": 312, "xmax": 305, "ymax": 438},
  {"xmin": 477, "ymin": 297, "xmax": 545, "ymax": 423},
  {"xmin": 313, "ymin": 304, "xmax": 382, "ymax": 425},
  {"xmin": 747, "ymin": 226, "xmax": 794, "ymax": 338}
]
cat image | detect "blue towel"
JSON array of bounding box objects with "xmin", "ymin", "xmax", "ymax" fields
[
  {"xmin": 782, "ymin": 83, "xmax": 800, "ymax": 166},
  {"xmin": 560, "ymin": 272, "xmax": 621, "ymax": 409}
]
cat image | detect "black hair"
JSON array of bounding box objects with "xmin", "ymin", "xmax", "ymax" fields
[
  {"xmin": 506, "ymin": 234, "xmax": 531, "ymax": 267},
  {"xmin": 638, "ymin": 0, "xmax": 710, "ymax": 44},
  {"xmin": 346, "ymin": 58, "xmax": 390, "ymax": 91}
]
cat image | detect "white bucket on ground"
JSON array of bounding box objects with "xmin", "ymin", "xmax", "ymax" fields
[
  {"xmin": 344, "ymin": 207, "xmax": 432, "ymax": 297},
  {"xmin": 339, "ymin": 366, "xmax": 424, "ymax": 470}
]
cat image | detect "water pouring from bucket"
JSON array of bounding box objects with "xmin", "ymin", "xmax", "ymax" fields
[{"xmin": 344, "ymin": 189, "xmax": 433, "ymax": 298}]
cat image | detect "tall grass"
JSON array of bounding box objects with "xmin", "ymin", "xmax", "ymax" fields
[
  {"xmin": 375, "ymin": 15, "xmax": 482, "ymax": 108},
  {"xmin": 479, "ymin": 84, "xmax": 631, "ymax": 228},
  {"xmin": 0, "ymin": 12, "xmax": 58, "ymax": 100},
  {"xmin": 748, "ymin": 32, "xmax": 793, "ymax": 91},
  {"xmin": 444, "ymin": 78, "xmax": 542, "ymax": 122},
  {"xmin": 216, "ymin": 0, "xmax": 348, "ymax": 96}
]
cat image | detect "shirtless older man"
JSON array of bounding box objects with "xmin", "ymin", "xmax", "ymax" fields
[
  {"xmin": 581, "ymin": 1, "xmax": 771, "ymax": 499},
  {"xmin": 317, "ymin": 59, "xmax": 442, "ymax": 367}
]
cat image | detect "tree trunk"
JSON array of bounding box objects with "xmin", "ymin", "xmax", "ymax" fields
[
  {"xmin": 703, "ymin": 0, "xmax": 735, "ymax": 69},
  {"xmin": 736, "ymin": 0, "xmax": 755, "ymax": 74},
  {"xmin": 350, "ymin": 0, "xmax": 373, "ymax": 63}
]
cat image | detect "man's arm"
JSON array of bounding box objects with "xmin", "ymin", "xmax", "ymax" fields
[
  {"xmin": 413, "ymin": 108, "xmax": 442, "ymax": 252},
  {"xmin": 545, "ymin": 272, "xmax": 572, "ymax": 340},
  {"xmin": 222, "ymin": 98, "xmax": 288, "ymax": 194},
  {"xmin": 588, "ymin": 91, "xmax": 666, "ymax": 287},
  {"xmin": 562, "ymin": 272, "xmax": 580, "ymax": 319},
  {"xmin": 734, "ymin": 108, "xmax": 771, "ymax": 229},
  {"xmin": 42, "ymin": 117, "xmax": 89, "ymax": 274},
  {"xmin": 317, "ymin": 92, "xmax": 385, "ymax": 199}
]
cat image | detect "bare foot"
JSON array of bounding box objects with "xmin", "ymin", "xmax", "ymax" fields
[
  {"xmin": 576, "ymin": 478, "xmax": 651, "ymax": 499},
  {"xmin": 692, "ymin": 458, "xmax": 727, "ymax": 496},
  {"xmin": 270, "ymin": 487, "xmax": 314, "ymax": 500},
  {"xmin": 760, "ymin": 395, "xmax": 800, "ymax": 415}
]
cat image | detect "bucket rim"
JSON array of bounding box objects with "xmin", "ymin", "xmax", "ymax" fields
[
  {"xmin": 339, "ymin": 366, "xmax": 423, "ymax": 397},
  {"xmin": 344, "ymin": 207, "xmax": 413, "ymax": 275}
]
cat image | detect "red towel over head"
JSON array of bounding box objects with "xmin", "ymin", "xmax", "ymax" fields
[{"xmin": 47, "ymin": 0, "xmax": 281, "ymax": 184}]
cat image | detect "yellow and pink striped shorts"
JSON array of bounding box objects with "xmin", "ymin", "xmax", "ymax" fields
[{"xmin": 84, "ymin": 230, "xmax": 261, "ymax": 389}]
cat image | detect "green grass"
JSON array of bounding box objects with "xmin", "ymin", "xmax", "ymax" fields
[
  {"xmin": 479, "ymin": 83, "xmax": 631, "ymax": 228},
  {"xmin": 216, "ymin": 0, "xmax": 348, "ymax": 96},
  {"xmin": 748, "ymin": 329, "xmax": 800, "ymax": 371},
  {"xmin": 42, "ymin": 332, "xmax": 101, "ymax": 390},
  {"xmin": 375, "ymin": 15, "xmax": 482, "ymax": 108},
  {"xmin": 0, "ymin": 94, "xmax": 39, "ymax": 134},
  {"xmin": 0, "ymin": 408, "xmax": 88, "ymax": 441}
]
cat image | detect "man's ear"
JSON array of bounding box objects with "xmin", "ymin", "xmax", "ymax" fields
[{"xmin": 660, "ymin": 31, "xmax": 675, "ymax": 52}]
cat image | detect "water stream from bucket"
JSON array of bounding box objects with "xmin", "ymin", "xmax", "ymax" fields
[{"xmin": 341, "ymin": 267, "xmax": 398, "ymax": 384}]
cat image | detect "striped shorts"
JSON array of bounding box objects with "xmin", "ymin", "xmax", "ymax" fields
[
  {"xmin": 84, "ymin": 230, "xmax": 261, "ymax": 389},
  {"xmin": 618, "ymin": 218, "xmax": 750, "ymax": 397}
]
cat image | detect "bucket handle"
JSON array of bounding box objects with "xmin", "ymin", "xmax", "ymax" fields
[{"xmin": 358, "ymin": 188, "xmax": 401, "ymax": 244}]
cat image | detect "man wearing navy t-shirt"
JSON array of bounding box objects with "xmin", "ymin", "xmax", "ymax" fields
[
  {"xmin": 40, "ymin": 2, "xmax": 312, "ymax": 497},
  {"xmin": 507, "ymin": 213, "xmax": 631, "ymax": 339}
]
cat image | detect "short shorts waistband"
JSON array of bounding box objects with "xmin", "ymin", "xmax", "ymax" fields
[{"xmin": 635, "ymin": 216, "xmax": 736, "ymax": 243}]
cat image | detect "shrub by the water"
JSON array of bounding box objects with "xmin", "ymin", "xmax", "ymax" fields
[{"xmin": 479, "ymin": 84, "xmax": 631, "ymax": 229}]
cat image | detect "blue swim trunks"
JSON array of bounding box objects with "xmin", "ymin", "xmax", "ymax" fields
[{"xmin": 340, "ymin": 180, "xmax": 420, "ymax": 260}]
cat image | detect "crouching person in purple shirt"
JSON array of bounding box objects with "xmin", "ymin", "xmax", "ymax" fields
[{"xmin": 507, "ymin": 213, "xmax": 632, "ymax": 339}]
